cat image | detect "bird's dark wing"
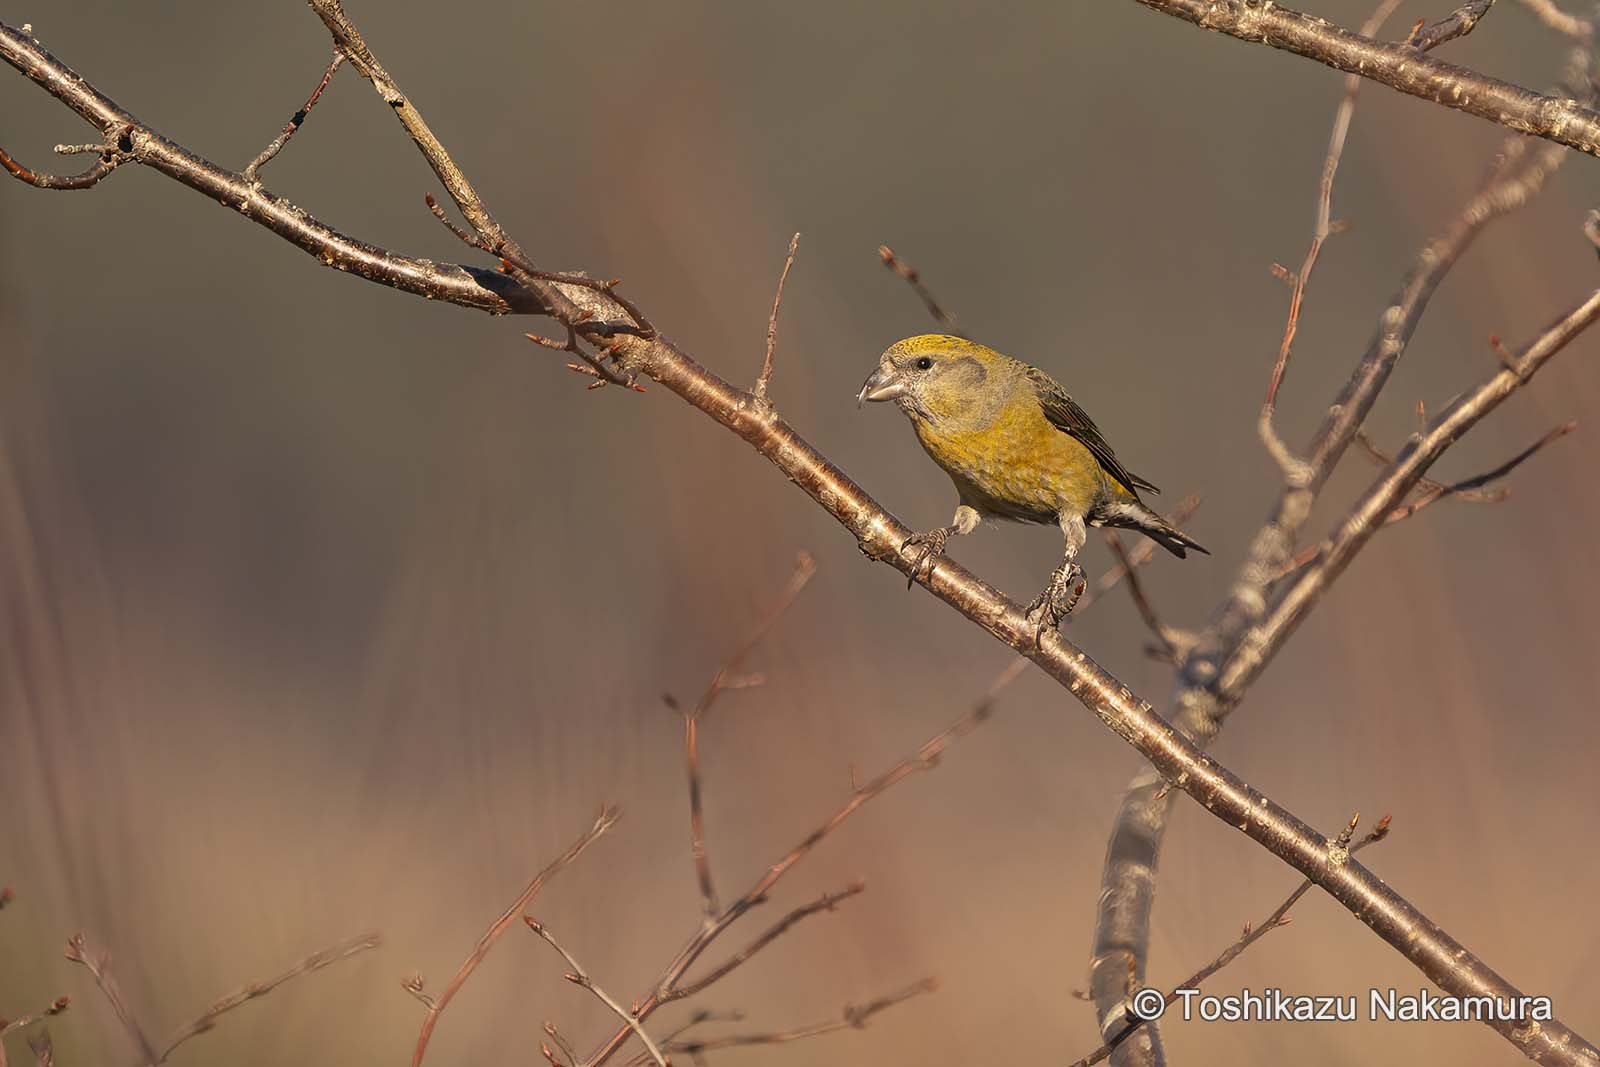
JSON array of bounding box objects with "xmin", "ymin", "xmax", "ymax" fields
[{"xmin": 1026, "ymin": 367, "xmax": 1160, "ymax": 495}]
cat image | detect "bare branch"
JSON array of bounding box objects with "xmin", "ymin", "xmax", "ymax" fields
[
  {"xmin": 0, "ymin": 138, "xmax": 123, "ymax": 190},
  {"xmin": 1131, "ymin": 0, "xmax": 1600, "ymax": 156},
  {"xmin": 671, "ymin": 882, "xmax": 866, "ymax": 1001},
  {"xmin": 1361, "ymin": 421, "xmax": 1577, "ymax": 525},
  {"xmin": 4, "ymin": 11, "xmax": 1594, "ymax": 1064},
  {"xmin": 243, "ymin": 48, "xmax": 344, "ymax": 181},
  {"xmin": 754, "ymin": 233, "xmax": 801, "ymax": 404},
  {"xmin": 26, "ymin": 1030, "xmax": 54, "ymax": 1067},
  {"xmin": 156, "ymin": 932, "xmax": 379, "ymax": 1062},
  {"xmin": 1260, "ymin": 0, "xmax": 1404, "ymax": 482},
  {"xmin": 1073, "ymin": 815, "xmax": 1392, "ymax": 1067},
  {"xmin": 1102, "ymin": 533, "xmax": 1192, "ymax": 664},
  {"xmin": 1518, "ymin": 0, "xmax": 1594, "ymax": 38},
  {"xmin": 544, "ymin": 1020, "xmax": 581, "ymax": 1066},
  {"xmin": 665, "ymin": 978, "xmax": 939, "ymax": 1058},
  {"xmin": 411, "ymin": 807, "xmax": 621, "ymax": 1067},
  {"xmin": 583, "ymin": 661, "xmax": 1008, "ymax": 1066},
  {"xmin": 1089, "ymin": 53, "xmax": 1586, "ymax": 1051},
  {"xmin": 1225, "ymin": 298, "xmax": 1598, "ymax": 703},
  {"xmin": 525, "ymin": 920, "xmax": 669, "ymax": 1067},
  {"xmin": 63, "ymin": 934, "xmax": 158, "ymax": 1065},
  {"xmin": 305, "ymin": 0, "xmax": 656, "ymax": 372},
  {"xmin": 876, "ymin": 245, "xmax": 967, "ymax": 338},
  {"xmin": 671, "ymin": 553, "xmax": 817, "ymax": 921},
  {"xmin": 0, "ymin": 997, "xmax": 71, "ymax": 1041}
]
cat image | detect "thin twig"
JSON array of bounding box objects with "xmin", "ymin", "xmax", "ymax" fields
[
  {"xmin": 156, "ymin": 932, "xmax": 379, "ymax": 1062},
  {"xmin": 1260, "ymin": 0, "xmax": 1403, "ymax": 482},
  {"xmin": 63, "ymin": 935, "xmax": 158, "ymax": 1065},
  {"xmin": 0, "ymin": 998, "xmax": 71, "ymax": 1040},
  {"xmin": 1374, "ymin": 421, "xmax": 1577, "ymax": 524},
  {"xmin": 1071, "ymin": 814, "xmax": 1392, "ymax": 1067},
  {"xmin": 411, "ymin": 807, "xmax": 621, "ymax": 1067},
  {"xmin": 665, "ymin": 978, "xmax": 939, "ymax": 1057},
  {"xmin": 0, "ymin": 139, "xmax": 122, "ymax": 190},
  {"xmin": 525, "ymin": 920, "xmax": 669, "ymax": 1067},
  {"xmin": 669, "ymin": 552, "xmax": 816, "ymax": 922},
  {"xmin": 754, "ymin": 233, "xmax": 800, "ymax": 404},
  {"xmin": 243, "ymin": 49, "xmax": 344, "ymax": 181},
  {"xmin": 1518, "ymin": 0, "xmax": 1593, "ymax": 38},
  {"xmin": 543, "ymin": 1021, "xmax": 580, "ymax": 1067},
  {"xmin": 583, "ymin": 660, "xmax": 1010, "ymax": 1066},
  {"xmin": 671, "ymin": 882, "xmax": 866, "ymax": 1000},
  {"xmin": 1102, "ymin": 533, "xmax": 1192, "ymax": 663},
  {"xmin": 27, "ymin": 1030, "xmax": 54, "ymax": 1067},
  {"xmin": 877, "ymin": 245, "xmax": 967, "ymax": 338}
]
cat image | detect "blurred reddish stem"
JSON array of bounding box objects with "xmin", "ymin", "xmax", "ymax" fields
[
  {"xmin": 62, "ymin": 930, "xmax": 377, "ymax": 1066},
  {"xmin": 411, "ymin": 809, "xmax": 619, "ymax": 1067}
]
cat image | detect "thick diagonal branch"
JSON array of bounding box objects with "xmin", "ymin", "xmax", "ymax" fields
[{"xmin": 1132, "ymin": 0, "xmax": 1600, "ymax": 155}]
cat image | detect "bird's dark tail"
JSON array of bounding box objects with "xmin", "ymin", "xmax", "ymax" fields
[{"xmin": 1093, "ymin": 501, "xmax": 1209, "ymax": 559}]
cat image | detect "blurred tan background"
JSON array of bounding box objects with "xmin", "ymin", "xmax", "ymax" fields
[{"xmin": 3, "ymin": 2, "xmax": 1598, "ymax": 1064}]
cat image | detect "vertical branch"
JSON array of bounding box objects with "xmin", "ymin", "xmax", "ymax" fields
[
  {"xmin": 63, "ymin": 935, "xmax": 157, "ymax": 1066},
  {"xmin": 671, "ymin": 553, "xmax": 817, "ymax": 922},
  {"xmin": 753, "ymin": 233, "xmax": 801, "ymax": 403},
  {"xmin": 1260, "ymin": 0, "xmax": 1402, "ymax": 481}
]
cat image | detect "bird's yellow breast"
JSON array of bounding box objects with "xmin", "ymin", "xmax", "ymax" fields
[{"xmin": 911, "ymin": 395, "xmax": 1103, "ymax": 522}]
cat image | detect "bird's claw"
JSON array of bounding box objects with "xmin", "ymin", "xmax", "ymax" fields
[
  {"xmin": 1025, "ymin": 561, "xmax": 1086, "ymax": 647},
  {"xmin": 901, "ymin": 525, "xmax": 956, "ymax": 589}
]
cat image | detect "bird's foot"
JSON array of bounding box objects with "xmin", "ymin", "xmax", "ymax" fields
[
  {"xmin": 1025, "ymin": 560, "xmax": 1086, "ymax": 647},
  {"xmin": 901, "ymin": 524, "xmax": 957, "ymax": 589}
]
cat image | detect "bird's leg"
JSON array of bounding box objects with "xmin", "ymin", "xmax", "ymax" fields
[
  {"xmin": 901, "ymin": 505, "xmax": 980, "ymax": 589},
  {"xmin": 1025, "ymin": 514, "xmax": 1088, "ymax": 646}
]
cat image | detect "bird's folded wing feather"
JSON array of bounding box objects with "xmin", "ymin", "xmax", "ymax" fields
[{"xmin": 1026, "ymin": 367, "xmax": 1160, "ymax": 495}]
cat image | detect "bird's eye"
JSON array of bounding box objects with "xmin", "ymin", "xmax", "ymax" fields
[{"xmin": 915, "ymin": 357, "xmax": 934, "ymax": 370}]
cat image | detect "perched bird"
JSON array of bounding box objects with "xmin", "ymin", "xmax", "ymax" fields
[{"xmin": 857, "ymin": 334, "xmax": 1206, "ymax": 639}]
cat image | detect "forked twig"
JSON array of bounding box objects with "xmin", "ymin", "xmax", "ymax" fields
[
  {"xmin": 670, "ymin": 882, "xmax": 866, "ymax": 1001},
  {"xmin": 63, "ymin": 934, "xmax": 157, "ymax": 1065},
  {"xmin": 525, "ymin": 920, "xmax": 669, "ymax": 1067},
  {"xmin": 411, "ymin": 807, "xmax": 621, "ymax": 1067},
  {"xmin": 62, "ymin": 930, "xmax": 377, "ymax": 1066}
]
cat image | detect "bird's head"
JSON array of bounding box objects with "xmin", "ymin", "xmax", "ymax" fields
[{"xmin": 857, "ymin": 334, "xmax": 1000, "ymax": 423}]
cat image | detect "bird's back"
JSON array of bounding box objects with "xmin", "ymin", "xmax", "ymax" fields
[{"xmin": 910, "ymin": 359, "xmax": 1118, "ymax": 523}]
